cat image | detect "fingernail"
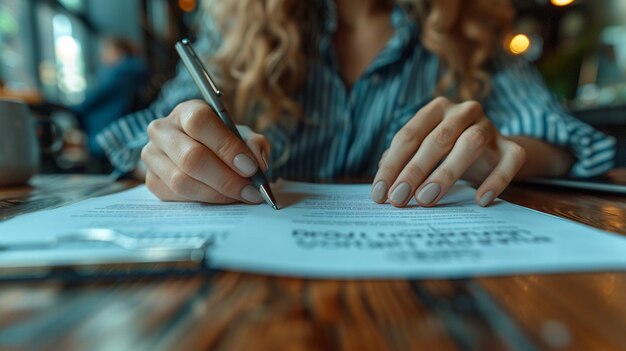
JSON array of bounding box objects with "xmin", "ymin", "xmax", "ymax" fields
[
  {"xmin": 479, "ymin": 190, "xmax": 495, "ymax": 207},
  {"xmin": 417, "ymin": 183, "xmax": 441, "ymax": 205},
  {"xmin": 261, "ymin": 150, "xmax": 269, "ymax": 171},
  {"xmin": 371, "ymin": 181, "xmax": 387, "ymax": 203},
  {"xmin": 390, "ymin": 182, "xmax": 411, "ymax": 205},
  {"xmin": 233, "ymin": 153, "xmax": 257, "ymax": 176},
  {"xmin": 241, "ymin": 185, "xmax": 263, "ymax": 203}
]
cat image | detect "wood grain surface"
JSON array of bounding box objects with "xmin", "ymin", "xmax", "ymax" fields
[{"xmin": 0, "ymin": 172, "xmax": 625, "ymax": 351}]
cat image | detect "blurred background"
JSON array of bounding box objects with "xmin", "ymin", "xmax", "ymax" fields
[{"xmin": 0, "ymin": 0, "xmax": 625, "ymax": 173}]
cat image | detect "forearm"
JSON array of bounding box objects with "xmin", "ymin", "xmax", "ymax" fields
[{"xmin": 508, "ymin": 136, "xmax": 575, "ymax": 179}]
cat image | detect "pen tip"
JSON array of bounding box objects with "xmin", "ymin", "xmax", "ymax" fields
[{"xmin": 258, "ymin": 183, "xmax": 279, "ymax": 210}]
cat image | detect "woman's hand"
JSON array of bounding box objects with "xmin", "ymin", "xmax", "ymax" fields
[
  {"xmin": 141, "ymin": 100, "xmax": 270, "ymax": 204},
  {"xmin": 372, "ymin": 97, "xmax": 527, "ymax": 207}
]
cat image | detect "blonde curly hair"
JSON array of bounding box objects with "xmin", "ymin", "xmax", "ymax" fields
[{"xmin": 202, "ymin": 0, "xmax": 514, "ymax": 129}]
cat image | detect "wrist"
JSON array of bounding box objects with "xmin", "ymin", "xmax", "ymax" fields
[{"xmin": 507, "ymin": 136, "xmax": 574, "ymax": 179}]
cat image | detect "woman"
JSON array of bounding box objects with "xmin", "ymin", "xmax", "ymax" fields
[{"xmin": 97, "ymin": 0, "xmax": 615, "ymax": 208}]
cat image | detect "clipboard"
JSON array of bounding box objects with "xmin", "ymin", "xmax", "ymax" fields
[{"xmin": 0, "ymin": 228, "xmax": 215, "ymax": 281}]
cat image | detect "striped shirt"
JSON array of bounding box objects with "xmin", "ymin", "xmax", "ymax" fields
[{"xmin": 97, "ymin": 2, "xmax": 616, "ymax": 181}]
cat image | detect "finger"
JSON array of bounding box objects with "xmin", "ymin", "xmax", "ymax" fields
[
  {"xmin": 475, "ymin": 139, "xmax": 527, "ymax": 207},
  {"xmin": 413, "ymin": 121, "xmax": 493, "ymax": 207},
  {"xmin": 386, "ymin": 101, "xmax": 485, "ymax": 207},
  {"xmin": 245, "ymin": 131, "xmax": 271, "ymax": 172},
  {"xmin": 371, "ymin": 97, "xmax": 450, "ymax": 204},
  {"xmin": 378, "ymin": 149, "xmax": 389, "ymax": 167},
  {"xmin": 176, "ymin": 100, "xmax": 259, "ymax": 177},
  {"xmin": 145, "ymin": 171, "xmax": 187, "ymax": 202},
  {"xmin": 141, "ymin": 142, "xmax": 245, "ymax": 204},
  {"xmin": 147, "ymin": 125, "xmax": 263, "ymax": 203},
  {"xmin": 143, "ymin": 146, "xmax": 238, "ymax": 204}
]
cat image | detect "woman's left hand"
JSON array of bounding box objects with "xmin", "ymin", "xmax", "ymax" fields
[{"xmin": 372, "ymin": 97, "xmax": 527, "ymax": 207}]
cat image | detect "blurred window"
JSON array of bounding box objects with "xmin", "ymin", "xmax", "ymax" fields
[
  {"xmin": 0, "ymin": 0, "xmax": 89, "ymax": 104},
  {"xmin": 36, "ymin": 0, "xmax": 89, "ymax": 104},
  {"xmin": 0, "ymin": 0, "xmax": 36, "ymax": 90}
]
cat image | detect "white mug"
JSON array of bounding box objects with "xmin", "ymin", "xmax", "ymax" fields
[{"xmin": 0, "ymin": 99, "xmax": 42, "ymax": 186}]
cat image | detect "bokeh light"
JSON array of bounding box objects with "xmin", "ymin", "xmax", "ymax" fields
[
  {"xmin": 508, "ymin": 34, "xmax": 531, "ymax": 55},
  {"xmin": 550, "ymin": 0, "xmax": 575, "ymax": 6},
  {"xmin": 178, "ymin": 0, "xmax": 196, "ymax": 13}
]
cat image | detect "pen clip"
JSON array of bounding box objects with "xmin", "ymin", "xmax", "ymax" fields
[
  {"xmin": 180, "ymin": 38, "xmax": 222, "ymax": 96},
  {"xmin": 201, "ymin": 66, "xmax": 222, "ymax": 97}
]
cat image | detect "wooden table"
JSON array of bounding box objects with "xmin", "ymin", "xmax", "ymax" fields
[{"xmin": 1, "ymin": 172, "xmax": 625, "ymax": 351}]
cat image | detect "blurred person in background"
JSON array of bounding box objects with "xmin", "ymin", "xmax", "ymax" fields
[
  {"xmin": 98, "ymin": 0, "xmax": 616, "ymax": 207},
  {"xmin": 72, "ymin": 36, "xmax": 148, "ymax": 158}
]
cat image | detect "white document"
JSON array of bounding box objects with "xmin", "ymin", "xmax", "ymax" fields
[
  {"xmin": 211, "ymin": 180, "xmax": 626, "ymax": 278},
  {"xmin": 0, "ymin": 186, "xmax": 248, "ymax": 267},
  {"xmin": 1, "ymin": 180, "xmax": 626, "ymax": 278}
]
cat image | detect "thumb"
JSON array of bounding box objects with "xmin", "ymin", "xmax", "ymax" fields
[{"xmin": 237, "ymin": 125, "xmax": 271, "ymax": 172}]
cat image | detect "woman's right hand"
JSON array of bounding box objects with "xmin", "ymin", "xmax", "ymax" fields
[{"xmin": 141, "ymin": 100, "xmax": 270, "ymax": 204}]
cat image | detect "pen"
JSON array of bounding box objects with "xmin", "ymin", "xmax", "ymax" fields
[{"xmin": 175, "ymin": 38, "xmax": 279, "ymax": 210}]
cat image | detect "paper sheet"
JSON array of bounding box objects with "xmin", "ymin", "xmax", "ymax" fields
[
  {"xmin": 1, "ymin": 180, "xmax": 626, "ymax": 278},
  {"xmin": 0, "ymin": 186, "xmax": 245, "ymax": 267},
  {"xmin": 213, "ymin": 180, "xmax": 626, "ymax": 277}
]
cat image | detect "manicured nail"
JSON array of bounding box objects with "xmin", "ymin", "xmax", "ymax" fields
[
  {"xmin": 233, "ymin": 153, "xmax": 257, "ymax": 176},
  {"xmin": 241, "ymin": 185, "xmax": 263, "ymax": 203},
  {"xmin": 261, "ymin": 150, "xmax": 269, "ymax": 171},
  {"xmin": 479, "ymin": 190, "xmax": 495, "ymax": 207},
  {"xmin": 417, "ymin": 183, "xmax": 441, "ymax": 205},
  {"xmin": 371, "ymin": 181, "xmax": 387, "ymax": 203},
  {"xmin": 390, "ymin": 182, "xmax": 411, "ymax": 205}
]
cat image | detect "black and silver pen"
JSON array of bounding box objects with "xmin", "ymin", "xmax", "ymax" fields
[{"xmin": 175, "ymin": 38, "xmax": 279, "ymax": 210}]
